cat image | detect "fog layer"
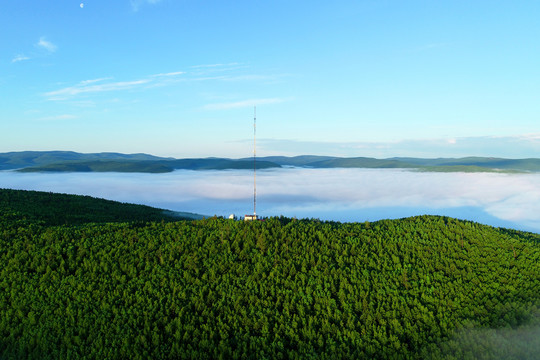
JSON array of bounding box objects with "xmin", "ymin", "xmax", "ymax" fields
[{"xmin": 1, "ymin": 168, "xmax": 539, "ymax": 232}]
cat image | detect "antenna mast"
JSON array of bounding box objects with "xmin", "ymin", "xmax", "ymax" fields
[{"xmin": 253, "ymin": 106, "xmax": 256, "ymax": 216}]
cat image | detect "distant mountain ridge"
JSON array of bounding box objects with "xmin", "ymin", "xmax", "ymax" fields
[
  {"xmin": 0, "ymin": 151, "xmax": 280, "ymax": 172},
  {"xmin": 0, "ymin": 151, "xmax": 169, "ymax": 170},
  {"xmin": 250, "ymin": 155, "xmax": 540, "ymax": 172},
  {"xmin": 1, "ymin": 151, "xmax": 540, "ymax": 173}
]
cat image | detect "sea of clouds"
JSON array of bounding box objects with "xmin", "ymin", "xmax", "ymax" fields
[{"xmin": 1, "ymin": 168, "xmax": 539, "ymax": 232}]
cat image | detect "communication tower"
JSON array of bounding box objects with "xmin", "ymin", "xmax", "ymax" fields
[{"xmin": 244, "ymin": 106, "xmax": 258, "ymax": 221}]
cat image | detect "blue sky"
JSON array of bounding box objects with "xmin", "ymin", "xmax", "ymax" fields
[{"xmin": 2, "ymin": 0, "xmax": 540, "ymax": 158}]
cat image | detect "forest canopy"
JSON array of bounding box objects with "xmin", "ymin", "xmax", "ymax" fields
[
  {"xmin": 1, "ymin": 189, "xmax": 540, "ymax": 359},
  {"xmin": 0, "ymin": 188, "xmax": 192, "ymax": 225}
]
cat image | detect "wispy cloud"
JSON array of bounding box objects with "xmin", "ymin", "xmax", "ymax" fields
[
  {"xmin": 36, "ymin": 37, "xmax": 57, "ymax": 53},
  {"xmin": 186, "ymin": 63, "xmax": 286, "ymax": 83},
  {"xmin": 131, "ymin": 0, "xmax": 162, "ymax": 11},
  {"xmin": 43, "ymin": 64, "xmax": 280, "ymax": 102},
  {"xmin": 204, "ymin": 98, "xmax": 287, "ymax": 110},
  {"xmin": 190, "ymin": 63, "xmax": 242, "ymax": 69},
  {"xmin": 44, "ymin": 71, "xmax": 185, "ymax": 100},
  {"xmin": 152, "ymin": 71, "xmax": 185, "ymax": 77},
  {"xmin": 12, "ymin": 54, "xmax": 30, "ymax": 63},
  {"xmin": 36, "ymin": 114, "xmax": 78, "ymax": 121},
  {"xmin": 45, "ymin": 78, "xmax": 150, "ymax": 100},
  {"xmin": 188, "ymin": 63, "xmax": 254, "ymax": 78},
  {"xmin": 223, "ymin": 74, "xmax": 282, "ymax": 82},
  {"xmin": 79, "ymin": 77, "xmax": 112, "ymax": 85}
]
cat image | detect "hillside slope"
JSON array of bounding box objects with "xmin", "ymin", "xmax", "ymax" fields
[
  {"xmin": 1, "ymin": 193, "xmax": 539, "ymax": 359},
  {"xmin": 0, "ymin": 188, "xmax": 197, "ymax": 225}
]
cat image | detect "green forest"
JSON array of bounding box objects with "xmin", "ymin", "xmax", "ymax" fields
[
  {"xmin": 1, "ymin": 189, "xmax": 540, "ymax": 359},
  {"xmin": 0, "ymin": 188, "xmax": 191, "ymax": 225}
]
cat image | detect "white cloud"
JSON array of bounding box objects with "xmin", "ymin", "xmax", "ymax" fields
[
  {"xmin": 204, "ymin": 98, "xmax": 287, "ymax": 110},
  {"xmin": 190, "ymin": 63, "xmax": 242, "ymax": 69},
  {"xmin": 188, "ymin": 63, "xmax": 269, "ymax": 81},
  {"xmin": 44, "ymin": 71, "xmax": 187, "ymax": 100},
  {"xmin": 11, "ymin": 54, "xmax": 30, "ymax": 63},
  {"xmin": 152, "ymin": 71, "xmax": 185, "ymax": 77},
  {"xmin": 131, "ymin": 0, "xmax": 162, "ymax": 11},
  {"xmin": 45, "ymin": 79, "xmax": 150, "ymax": 100},
  {"xmin": 79, "ymin": 77, "xmax": 112, "ymax": 85},
  {"xmin": 36, "ymin": 114, "xmax": 78, "ymax": 121},
  {"xmin": 43, "ymin": 63, "xmax": 279, "ymax": 101},
  {"xmin": 36, "ymin": 37, "xmax": 57, "ymax": 53},
  {"xmin": 186, "ymin": 63, "xmax": 281, "ymax": 83},
  {"xmin": 221, "ymin": 74, "xmax": 280, "ymax": 82}
]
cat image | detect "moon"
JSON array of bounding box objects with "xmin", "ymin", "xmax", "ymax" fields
[{"xmin": 80, "ymin": 3, "xmax": 84, "ymax": 8}]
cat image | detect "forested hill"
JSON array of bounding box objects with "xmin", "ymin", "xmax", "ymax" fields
[
  {"xmin": 0, "ymin": 188, "xmax": 198, "ymax": 225},
  {"xmin": 0, "ymin": 151, "xmax": 280, "ymax": 172},
  {"xmin": 2, "ymin": 151, "xmax": 540, "ymax": 172},
  {"xmin": 258, "ymin": 155, "xmax": 540, "ymax": 172},
  {"xmin": 0, "ymin": 151, "xmax": 169, "ymax": 171},
  {"xmin": 1, "ymin": 191, "xmax": 540, "ymax": 358}
]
